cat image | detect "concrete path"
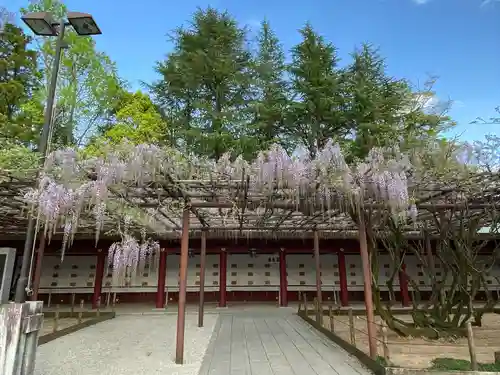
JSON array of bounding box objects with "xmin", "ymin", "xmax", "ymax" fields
[{"xmin": 199, "ymin": 310, "xmax": 372, "ymax": 375}]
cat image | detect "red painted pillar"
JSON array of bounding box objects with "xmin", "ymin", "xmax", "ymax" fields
[
  {"xmin": 92, "ymin": 249, "xmax": 106, "ymax": 309},
  {"xmin": 399, "ymin": 263, "xmax": 410, "ymax": 307},
  {"xmin": 279, "ymin": 248, "xmax": 288, "ymax": 307},
  {"xmin": 219, "ymin": 248, "xmax": 227, "ymax": 307},
  {"xmin": 337, "ymin": 249, "xmax": 349, "ymax": 306},
  {"xmin": 156, "ymin": 248, "xmax": 167, "ymax": 308}
]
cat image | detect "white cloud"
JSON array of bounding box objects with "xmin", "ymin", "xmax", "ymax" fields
[
  {"xmin": 245, "ymin": 19, "xmax": 261, "ymax": 30},
  {"xmin": 481, "ymin": 0, "xmax": 500, "ymax": 7},
  {"xmin": 413, "ymin": 0, "xmax": 499, "ymax": 7},
  {"xmin": 407, "ymin": 93, "xmax": 450, "ymax": 115},
  {"xmin": 414, "ymin": 94, "xmax": 438, "ymax": 110}
]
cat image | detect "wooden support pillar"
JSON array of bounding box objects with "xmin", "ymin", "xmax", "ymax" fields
[
  {"xmin": 156, "ymin": 249, "xmax": 167, "ymax": 308},
  {"xmin": 219, "ymin": 248, "xmax": 227, "ymax": 307},
  {"xmin": 399, "ymin": 263, "xmax": 410, "ymax": 307},
  {"xmin": 198, "ymin": 231, "xmax": 206, "ymax": 327},
  {"xmin": 279, "ymin": 248, "xmax": 288, "ymax": 307},
  {"xmin": 175, "ymin": 208, "xmax": 190, "ymax": 364},
  {"xmin": 313, "ymin": 231, "xmax": 322, "ymax": 306},
  {"xmin": 358, "ymin": 209, "xmax": 377, "ymax": 359},
  {"xmin": 31, "ymin": 235, "xmax": 47, "ymax": 301},
  {"xmin": 337, "ymin": 248, "xmax": 349, "ymax": 306},
  {"xmin": 92, "ymin": 249, "xmax": 106, "ymax": 309}
]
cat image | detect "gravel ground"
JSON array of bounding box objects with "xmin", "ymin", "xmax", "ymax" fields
[{"xmin": 34, "ymin": 314, "xmax": 218, "ymax": 375}]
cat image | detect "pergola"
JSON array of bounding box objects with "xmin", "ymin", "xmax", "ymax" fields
[
  {"xmin": 2, "ymin": 170, "xmax": 498, "ymax": 238},
  {"xmin": 1, "ymin": 149, "xmax": 499, "ymax": 363}
]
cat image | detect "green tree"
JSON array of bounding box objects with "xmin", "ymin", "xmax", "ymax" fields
[
  {"xmin": 22, "ymin": 0, "xmax": 125, "ymax": 147},
  {"xmin": 251, "ymin": 20, "xmax": 290, "ymax": 151},
  {"xmin": 287, "ymin": 23, "xmax": 346, "ymax": 159},
  {"xmin": 151, "ymin": 7, "xmax": 256, "ymax": 160},
  {"xmin": 343, "ymin": 44, "xmax": 453, "ymax": 160},
  {"xmin": 87, "ymin": 91, "xmax": 168, "ymax": 152},
  {"xmin": 0, "ymin": 21, "xmax": 43, "ymax": 145}
]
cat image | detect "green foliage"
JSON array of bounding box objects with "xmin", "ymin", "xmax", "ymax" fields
[
  {"xmin": 430, "ymin": 357, "xmax": 500, "ymax": 371},
  {"xmin": 343, "ymin": 45, "xmax": 453, "ymax": 161},
  {"xmin": 0, "ymin": 22, "xmax": 43, "ymax": 145},
  {"xmin": 1, "ymin": 2, "xmax": 455, "ymax": 167},
  {"xmin": 0, "ymin": 139, "xmax": 39, "ymax": 172},
  {"xmin": 86, "ymin": 91, "xmax": 168, "ymax": 155},
  {"xmin": 251, "ymin": 20, "xmax": 290, "ymax": 151},
  {"xmin": 151, "ymin": 7, "xmax": 256, "ymax": 160},
  {"xmin": 22, "ymin": 0, "xmax": 125, "ymax": 147},
  {"xmin": 375, "ymin": 356, "xmax": 389, "ymax": 367},
  {"xmin": 287, "ymin": 23, "xmax": 345, "ymax": 159},
  {"xmin": 343, "ymin": 44, "xmax": 407, "ymax": 159},
  {"xmin": 151, "ymin": 12, "xmax": 452, "ymax": 162}
]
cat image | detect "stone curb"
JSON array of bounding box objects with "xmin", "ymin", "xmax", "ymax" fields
[{"xmin": 38, "ymin": 312, "xmax": 115, "ymax": 345}]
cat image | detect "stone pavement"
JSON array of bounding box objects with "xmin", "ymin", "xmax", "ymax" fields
[{"xmin": 199, "ymin": 310, "xmax": 372, "ymax": 375}]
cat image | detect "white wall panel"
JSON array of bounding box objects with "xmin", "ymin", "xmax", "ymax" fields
[{"xmin": 36, "ymin": 252, "xmax": 500, "ymax": 295}]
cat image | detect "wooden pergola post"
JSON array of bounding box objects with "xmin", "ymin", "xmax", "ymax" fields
[
  {"xmin": 279, "ymin": 247, "xmax": 288, "ymax": 307},
  {"xmin": 156, "ymin": 248, "xmax": 167, "ymax": 308},
  {"xmin": 175, "ymin": 208, "xmax": 190, "ymax": 364},
  {"xmin": 337, "ymin": 248, "xmax": 349, "ymax": 306},
  {"xmin": 219, "ymin": 248, "xmax": 227, "ymax": 307},
  {"xmin": 358, "ymin": 208, "xmax": 377, "ymax": 359},
  {"xmin": 92, "ymin": 249, "xmax": 106, "ymax": 309},
  {"xmin": 198, "ymin": 230, "xmax": 206, "ymax": 327},
  {"xmin": 313, "ymin": 231, "xmax": 322, "ymax": 306}
]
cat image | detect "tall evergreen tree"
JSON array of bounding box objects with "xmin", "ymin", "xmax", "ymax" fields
[
  {"xmin": 344, "ymin": 44, "xmax": 453, "ymax": 160},
  {"xmin": 343, "ymin": 44, "xmax": 409, "ymax": 159},
  {"xmin": 251, "ymin": 20, "xmax": 289, "ymax": 151},
  {"xmin": 287, "ymin": 23, "xmax": 346, "ymax": 159},
  {"xmin": 152, "ymin": 8, "xmax": 256, "ymax": 160}
]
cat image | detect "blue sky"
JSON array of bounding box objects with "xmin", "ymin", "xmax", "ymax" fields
[{"xmin": 8, "ymin": 0, "xmax": 500, "ymax": 141}]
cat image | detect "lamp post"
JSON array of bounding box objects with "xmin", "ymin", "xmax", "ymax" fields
[{"xmin": 14, "ymin": 11, "xmax": 102, "ymax": 303}]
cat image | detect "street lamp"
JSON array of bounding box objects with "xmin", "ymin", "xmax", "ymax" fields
[
  {"xmin": 20, "ymin": 12, "xmax": 57, "ymax": 36},
  {"xmin": 14, "ymin": 11, "xmax": 102, "ymax": 303},
  {"xmin": 67, "ymin": 12, "xmax": 102, "ymax": 36},
  {"xmin": 21, "ymin": 11, "xmax": 101, "ymax": 37}
]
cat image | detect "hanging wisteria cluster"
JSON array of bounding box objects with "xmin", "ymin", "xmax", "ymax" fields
[
  {"xmin": 23, "ymin": 139, "xmax": 416, "ymax": 280},
  {"xmin": 107, "ymin": 221, "xmax": 160, "ymax": 286}
]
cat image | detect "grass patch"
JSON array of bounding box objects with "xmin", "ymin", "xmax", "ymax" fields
[
  {"xmin": 430, "ymin": 358, "xmax": 500, "ymax": 371},
  {"xmin": 376, "ymin": 356, "xmax": 390, "ymax": 367}
]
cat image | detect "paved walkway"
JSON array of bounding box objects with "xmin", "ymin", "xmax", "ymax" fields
[
  {"xmin": 34, "ymin": 307, "xmax": 372, "ymax": 375},
  {"xmin": 199, "ymin": 310, "xmax": 372, "ymax": 375}
]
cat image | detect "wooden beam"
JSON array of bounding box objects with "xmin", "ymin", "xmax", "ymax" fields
[
  {"xmin": 175, "ymin": 208, "xmax": 190, "ymax": 364},
  {"xmin": 198, "ymin": 231, "xmax": 206, "ymax": 327}
]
